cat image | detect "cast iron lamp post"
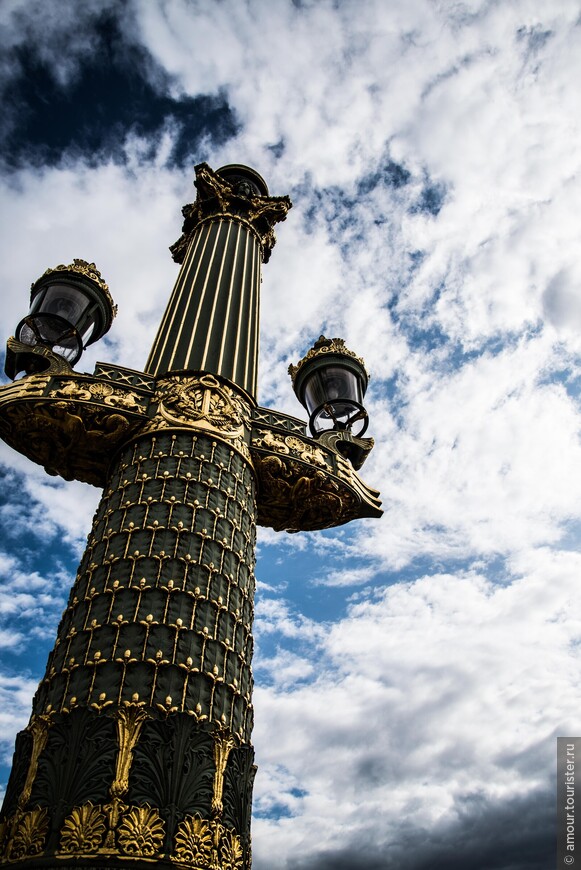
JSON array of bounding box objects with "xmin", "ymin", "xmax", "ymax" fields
[{"xmin": 0, "ymin": 162, "xmax": 381, "ymax": 870}]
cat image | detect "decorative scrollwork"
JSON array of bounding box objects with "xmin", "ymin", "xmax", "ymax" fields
[
  {"xmin": 255, "ymin": 454, "xmax": 357, "ymax": 532},
  {"xmin": 48, "ymin": 379, "xmax": 146, "ymax": 412},
  {"xmin": 0, "ymin": 398, "xmax": 142, "ymax": 487},
  {"xmin": 253, "ymin": 428, "xmax": 330, "ymax": 469},
  {"xmin": 5, "ymin": 337, "xmax": 73, "ymax": 376}
]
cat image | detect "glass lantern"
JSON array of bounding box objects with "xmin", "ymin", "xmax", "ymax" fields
[
  {"xmin": 289, "ymin": 336, "xmax": 369, "ymax": 437},
  {"xmin": 5, "ymin": 260, "xmax": 116, "ymax": 378}
]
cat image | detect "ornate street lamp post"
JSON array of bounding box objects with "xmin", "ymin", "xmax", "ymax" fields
[{"xmin": 0, "ymin": 163, "xmax": 381, "ymax": 870}]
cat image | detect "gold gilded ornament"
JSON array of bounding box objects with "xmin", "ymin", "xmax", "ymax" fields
[
  {"xmin": 58, "ymin": 803, "xmax": 106, "ymax": 854},
  {"xmin": 5, "ymin": 337, "xmax": 72, "ymax": 376},
  {"xmin": 219, "ymin": 827, "xmax": 244, "ymax": 870},
  {"xmin": 9, "ymin": 808, "xmax": 49, "ymax": 860},
  {"xmin": 111, "ymin": 704, "xmax": 150, "ymax": 800},
  {"xmin": 148, "ymin": 374, "xmax": 252, "ymax": 460},
  {"xmin": 255, "ymin": 454, "xmax": 357, "ymax": 532},
  {"xmin": 288, "ymin": 335, "xmax": 367, "ymax": 384},
  {"xmin": 253, "ymin": 428, "xmax": 330, "ymax": 469},
  {"xmin": 173, "ymin": 815, "xmax": 213, "ymax": 864},
  {"xmin": 117, "ymin": 806, "xmax": 164, "ymax": 857},
  {"xmin": 17, "ymin": 715, "xmax": 52, "ymax": 813},
  {"xmin": 33, "ymin": 259, "xmax": 117, "ymax": 318},
  {"xmin": 212, "ymin": 732, "xmax": 236, "ymax": 816},
  {"xmin": 170, "ymin": 163, "xmax": 291, "ymax": 264}
]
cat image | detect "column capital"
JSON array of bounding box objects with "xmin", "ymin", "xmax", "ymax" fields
[{"xmin": 169, "ymin": 163, "xmax": 292, "ymax": 265}]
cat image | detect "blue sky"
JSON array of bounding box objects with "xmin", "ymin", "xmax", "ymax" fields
[{"xmin": 1, "ymin": 1, "xmax": 581, "ymax": 867}]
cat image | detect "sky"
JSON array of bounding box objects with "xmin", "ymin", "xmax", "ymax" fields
[{"xmin": 0, "ymin": 0, "xmax": 580, "ymax": 867}]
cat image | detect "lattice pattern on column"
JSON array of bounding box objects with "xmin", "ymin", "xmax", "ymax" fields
[{"xmin": 33, "ymin": 430, "xmax": 257, "ymax": 743}]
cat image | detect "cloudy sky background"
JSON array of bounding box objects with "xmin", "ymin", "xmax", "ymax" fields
[{"xmin": 1, "ymin": 0, "xmax": 581, "ymax": 866}]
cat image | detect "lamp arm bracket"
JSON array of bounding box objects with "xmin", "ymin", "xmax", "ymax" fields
[
  {"xmin": 5, "ymin": 336, "xmax": 75, "ymax": 378},
  {"xmin": 315, "ymin": 429, "xmax": 375, "ymax": 471},
  {"xmin": 0, "ymin": 366, "xmax": 152, "ymax": 486},
  {"xmin": 250, "ymin": 407, "xmax": 382, "ymax": 532}
]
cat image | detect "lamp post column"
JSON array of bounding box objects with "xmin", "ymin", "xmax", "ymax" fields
[
  {"xmin": 0, "ymin": 161, "xmax": 382, "ymax": 870},
  {"xmin": 0, "ymin": 163, "xmax": 291, "ymax": 870}
]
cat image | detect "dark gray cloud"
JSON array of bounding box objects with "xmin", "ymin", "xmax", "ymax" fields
[
  {"xmin": 286, "ymin": 787, "xmax": 552, "ymax": 870},
  {"xmin": 0, "ymin": 5, "xmax": 238, "ymax": 169}
]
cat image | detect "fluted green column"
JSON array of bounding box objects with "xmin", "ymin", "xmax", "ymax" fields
[
  {"xmin": 145, "ymin": 162, "xmax": 291, "ymax": 399},
  {"xmin": 146, "ymin": 220, "xmax": 261, "ymax": 395}
]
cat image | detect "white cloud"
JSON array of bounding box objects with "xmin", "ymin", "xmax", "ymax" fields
[{"xmin": 252, "ymin": 549, "xmax": 581, "ymax": 867}]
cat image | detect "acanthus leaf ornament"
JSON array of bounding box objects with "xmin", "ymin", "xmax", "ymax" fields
[{"xmin": 173, "ymin": 814, "xmax": 214, "ymax": 865}]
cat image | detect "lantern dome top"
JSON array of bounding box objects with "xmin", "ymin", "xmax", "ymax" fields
[
  {"xmin": 31, "ymin": 259, "xmax": 117, "ymax": 330},
  {"xmin": 215, "ymin": 164, "xmax": 270, "ymax": 197},
  {"xmin": 288, "ymin": 335, "xmax": 368, "ymax": 385}
]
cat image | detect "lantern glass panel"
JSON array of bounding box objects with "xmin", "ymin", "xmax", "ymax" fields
[
  {"xmin": 35, "ymin": 284, "xmax": 91, "ymax": 327},
  {"xmin": 303, "ymin": 365, "xmax": 363, "ymax": 415}
]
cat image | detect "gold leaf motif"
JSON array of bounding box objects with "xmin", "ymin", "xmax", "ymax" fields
[
  {"xmin": 173, "ymin": 815, "xmax": 213, "ymax": 864},
  {"xmin": 212, "ymin": 733, "xmax": 236, "ymax": 816},
  {"xmin": 18, "ymin": 714, "xmax": 52, "ymax": 812},
  {"xmin": 117, "ymin": 806, "xmax": 164, "ymax": 857},
  {"xmin": 219, "ymin": 827, "xmax": 244, "ymax": 870},
  {"xmin": 111, "ymin": 704, "xmax": 150, "ymax": 800},
  {"xmin": 10, "ymin": 807, "xmax": 49, "ymax": 859},
  {"xmin": 59, "ymin": 802, "xmax": 106, "ymax": 854}
]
